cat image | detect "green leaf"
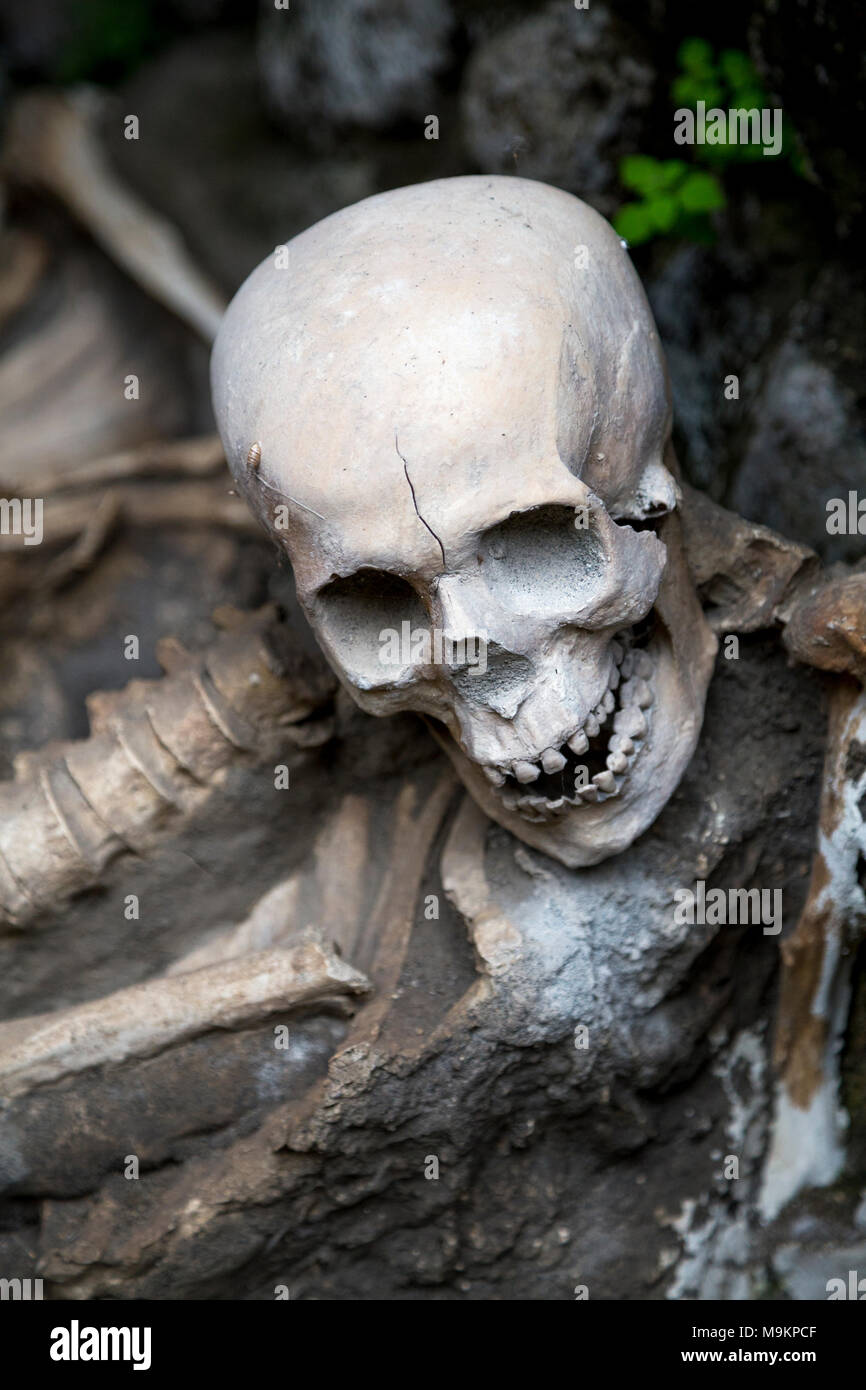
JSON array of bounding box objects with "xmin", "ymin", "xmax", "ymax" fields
[
  {"xmin": 732, "ymin": 88, "xmax": 767, "ymax": 113},
  {"xmin": 658, "ymin": 159, "xmax": 689, "ymax": 189},
  {"xmin": 719, "ymin": 48, "xmax": 759, "ymax": 93},
  {"xmin": 646, "ymin": 194, "xmax": 679, "ymax": 232},
  {"xmin": 613, "ymin": 203, "xmax": 655, "ymax": 246},
  {"xmin": 672, "ymin": 74, "xmax": 725, "ymax": 108},
  {"xmin": 679, "ymin": 170, "xmax": 726, "ymax": 213},
  {"xmin": 619, "ymin": 154, "xmax": 665, "ymax": 195},
  {"xmin": 677, "ymin": 38, "xmax": 716, "ymax": 76}
]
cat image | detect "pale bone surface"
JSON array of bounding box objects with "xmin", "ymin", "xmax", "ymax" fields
[{"xmin": 212, "ymin": 175, "xmax": 717, "ymax": 867}]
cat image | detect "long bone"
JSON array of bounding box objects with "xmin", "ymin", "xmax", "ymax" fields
[
  {"xmin": 1, "ymin": 90, "xmax": 226, "ymax": 342},
  {"xmin": 0, "ymin": 930, "xmax": 370, "ymax": 1102}
]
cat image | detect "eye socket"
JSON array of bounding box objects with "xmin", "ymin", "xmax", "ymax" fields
[
  {"xmin": 620, "ymin": 511, "xmax": 667, "ymax": 533},
  {"xmin": 315, "ymin": 568, "xmax": 428, "ymax": 682},
  {"xmin": 478, "ymin": 505, "xmax": 605, "ymax": 610}
]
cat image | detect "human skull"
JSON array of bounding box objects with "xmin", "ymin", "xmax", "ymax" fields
[{"xmin": 212, "ymin": 176, "xmax": 717, "ymax": 868}]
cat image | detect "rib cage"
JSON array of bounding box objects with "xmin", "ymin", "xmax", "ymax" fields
[{"xmin": 0, "ymin": 606, "xmax": 335, "ymax": 927}]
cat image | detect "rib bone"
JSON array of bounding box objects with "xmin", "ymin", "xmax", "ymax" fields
[{"xmin": 0, "ymin": 606, "xmax": 336, "ymax": 928}]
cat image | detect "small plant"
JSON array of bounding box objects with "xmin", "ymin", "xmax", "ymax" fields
[
  {"xmin": 615, "ymin": 39, "xmax": 799, "ymax": 248},
  {"xmin": 671, "ymin": 38, "xmax": 783, "ymax": 166},
  {"xmin": 615, "ymin": 155, "xmax": 725, "ymax": 247}
]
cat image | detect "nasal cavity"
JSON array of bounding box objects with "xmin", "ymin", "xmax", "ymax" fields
[{"xmin": 449, "ymin": 643, "xmax": 533, "ymax": 716}]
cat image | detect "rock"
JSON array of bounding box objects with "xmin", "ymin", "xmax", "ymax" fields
[
  {"xmin": 644, "ymin": 201, "xmax": 866, "ymax": 568},
  {"xmin": 256, "ymin": 0, "xmax": 456, "ymax": 138},
  {"xmin": 0, "ymin": 1013, "xmax": 347, "ymax": 1198},
  {"xmin": 110, "ymin": 33, "xmax": 377, "ymax": 292},
  {"xmin": 0, "ymin": 0, "xmax": 72, "ymax": 74},
  {"xmin": 772, "ymin": 1240, "xmax": 866, "ymax": 1301},
  {"xmin": 645, "ymin": 224, "xmax": 792, "ymax": 503},
  {"xmin": 750, "ymin": 0, "xmax": 866, "ymax": 232},
  {"xmin": 460, "ymin": 2, "xmax": 654, "ymax": 215},
  {"xmin": 646, "ymin": 242, "xmax": 745, "ymax": 497},
  {"xmin": 728, "ymin": 264, "xmax": 866, "ymax": 565}
]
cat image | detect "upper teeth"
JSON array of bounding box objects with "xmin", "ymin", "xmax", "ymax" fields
[
  {"xmin": 541, "ymin": 747, "xmax": 567, "ymax": 774},
  {"xmin": 481, "ymin": 636, "xmax": 654, "ymax": 820},
  {"xmin": 513, "ymin": 760, "xmax": 540, "ymax": 784}
]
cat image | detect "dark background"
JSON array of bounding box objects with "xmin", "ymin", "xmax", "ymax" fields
[{"xmin": 2, "ymin": 0, "xmax": 863, "ymax": 555}]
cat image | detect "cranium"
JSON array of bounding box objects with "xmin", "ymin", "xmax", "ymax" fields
[{"xmin": 212, "ymin": 176, "xmax": 717, "ymax": 867}]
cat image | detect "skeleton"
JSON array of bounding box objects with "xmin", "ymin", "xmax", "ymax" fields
[
  {"xmin": 1, "ymin": 153, "xmax": 865, "ymax": 1295},
  {"xmin": 212, "ymin": 176, "xmax": 717, "ymax": 867}
]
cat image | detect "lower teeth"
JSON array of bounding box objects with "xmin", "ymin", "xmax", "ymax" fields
[{"xmin": 491, "ymin": 632, "xmax": 653, "ymax": 818}]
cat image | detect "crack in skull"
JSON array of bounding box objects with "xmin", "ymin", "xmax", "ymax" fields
[{"xmin": 212, "ymin": 175, "xmax": 718, "ymax": 868}]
